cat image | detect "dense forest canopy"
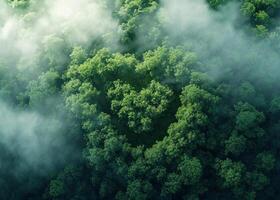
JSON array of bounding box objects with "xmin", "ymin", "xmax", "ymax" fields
[{"xmin": 1, "ymin": 0, "xmax": 280, "ymax": 199}]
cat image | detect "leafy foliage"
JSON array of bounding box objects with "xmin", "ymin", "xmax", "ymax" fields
[{"xmin": 2, "ymin": 0, "xmax": 280, "ymax": 199}]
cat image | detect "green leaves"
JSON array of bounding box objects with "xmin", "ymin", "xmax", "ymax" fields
[
  {"xmin": 178, "ymin": 156, "xmax": 202, "ymax": 185},
  {"xmin": 255, "ymin": 152, "xmax": 276, "ymax": 172},
  {"xmin": 216, "ymin": 159, "xmax": 246, "ymax": 188},
  {"xmin": 241, "ymin": 2, "xmax": 256, "ymax": 17},
  {"xmin": 62, "ymin": 44, "xmax": 279, "ymax": 199},
  {"xmin": 8, "ymin": 0, "xmax": 29, "ymax": 9},
  {"xmin": 27, "ymin": 70, "xmax": 61, "ymax": 111},
  {"xmin": 3, "ymin": 0, "xmax": 280, "ymax": 199},
  {"xmin": 117, "ymin": 0, "xmax": 160, "ymax": 47},
  {"xmin": 108, "ymin": 80, "xmax": 173, "ymax": 133},
  {"xmin": 270, "ymin": 96, "xmax": 280, "ymax": 113},
  {"xmin": 74, "ymin": 48, "xmax": 138, "ymax": 86},
  {"xmin": 70, "ymin": 47, "xmax": 87, "ymax": 66},
  {"xmin": 225, "ymin": 132, "xmax": 247, "ymax": 156},
  {"xmin": 49, "ymin": 179, "xmax": 65, "ymax": 198},
  {"xmin": 240, "ymin": 0, "xmax": 280, "ymax": 36},
  {"xmin": 180, "ymin": 84, "xmax": 219, "ymax": 107},
  {"xmin": 207, "ymin": 0, "xmax": 230, "ymax": 9},
  {"xmin": 235, "ymin": 103, "xmax": 265, "ymax": 138},
  {"xmin": 125, "ymin": 179, "xmax": 154, "ymax": 200},
  {"xmin": 136, "ymin": 46, "xmax": 197, "ymax": 87}
]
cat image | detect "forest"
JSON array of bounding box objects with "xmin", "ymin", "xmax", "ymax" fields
[{"xmin": 1, "ymin": 0, "xmax": 280, "ymax": 199}]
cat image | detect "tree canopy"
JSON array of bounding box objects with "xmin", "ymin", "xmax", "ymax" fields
[{"xmin": 1, "ymin": 0, "xmax": 280, "ymax": 199}]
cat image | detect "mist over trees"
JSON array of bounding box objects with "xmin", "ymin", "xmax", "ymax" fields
[{"xmin": 1, "ymin": 0, "xmax": 280, "ymax": 199}]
